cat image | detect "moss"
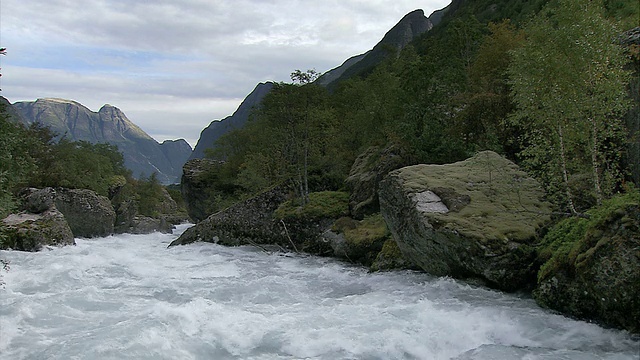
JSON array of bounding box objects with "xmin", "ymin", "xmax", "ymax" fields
[
  {"xmin": 371, "ymin": 238, "xmax": 414, "ymax": 272},
  {"xmin": 537, "ymin": 189, "xmax": 640, "ymax": 282},
  {"xmin": 396, "ymin": 151, "xmax": 551, "ymax": 244},
  {"xmin": 343, "ymin": 213, "xmax": 389, "ymax": 246},
  {"xmin": 275, "ymin": 191, "xmax": 349, "ymax": 220}
]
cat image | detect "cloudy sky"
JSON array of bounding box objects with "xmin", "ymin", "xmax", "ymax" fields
[{"xmin": 1, "ymin": 0, "xmax": 450, "ymax": 147}]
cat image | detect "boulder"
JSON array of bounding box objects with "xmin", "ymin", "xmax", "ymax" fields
[
  {"xmin": 181, "ymin": 158, "xmax": 225, "ymax": 222},
  {"xmin": 379, "ymin": 151, "xmax": 551, "ymax": 291},
  {"xmin": 23, "ymin": 187, "xmax": 115, "ymax": 238},
  {"xmin": 535, "ymin": 201, "xmax": 640, "ymax": 333},
  {"xmin": 345, "ymin": 145, "xmax": 411, "ymax": 219},
  {"xmin": 169, "ymin": 185, "xmax": 289, "ymax": 247},
  {"xmin": 2, "ymin": 209, "xmax": 75, "ymax": 251},
  {"xmin": 324, "ymin": 215, "xmax": 392, "ymax": 266},
  {"xmin": 53, "ymin": 188, "xmax": 115, "ymax": 238}
]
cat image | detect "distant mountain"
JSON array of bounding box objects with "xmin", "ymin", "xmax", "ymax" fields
[
  {"xmin": 12, "ymin": 98, "xmax": 191, "ymax": 184},
  {"xmin": 318, "ymin": 8, "xmax": 446, "ymax": 90},
  {"xmin": 189, "ymin": 82, "xmax": 274, "ymax": 160}
]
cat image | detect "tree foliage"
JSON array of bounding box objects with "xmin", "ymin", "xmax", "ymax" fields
[{"xmin": 509, "ymin": 0, "xmax": 632, "ymax": 212}]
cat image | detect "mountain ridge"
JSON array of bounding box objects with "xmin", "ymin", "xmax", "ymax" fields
[
  {"xmin": 12, "ymin": 98, "xmax": 191, "ymax": 184},
  {"xmin": 190, "ymin": 6, "xmax": 449, "ymax": 160}
]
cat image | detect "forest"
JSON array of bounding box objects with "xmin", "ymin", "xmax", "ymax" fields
[{"xmin": 196, "ymin": 0, "xmax": 639, "ymax": 217}]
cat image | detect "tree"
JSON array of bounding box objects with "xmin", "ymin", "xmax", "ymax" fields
[{"xmin": 509, "ymin": 0, "xmax": 631, "ymax": 212}]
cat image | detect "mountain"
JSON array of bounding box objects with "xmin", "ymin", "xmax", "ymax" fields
[
  {"xmin": 12, "ymin": 98, "xmax": 192, "ymax": 184},
  {"xmin": 317, "ymin": 8, "xmax": 446, "ymax": 89},
  {"xmin": 189, "ymin": 82, "xmax": 274, "ymax": 160},
  {"xmin": 190, "ymin": 7, "xmax": 448, "ymax": 160}
]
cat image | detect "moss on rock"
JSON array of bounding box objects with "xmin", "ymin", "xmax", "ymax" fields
[
  {"xmin": 534, "ymin": 190, "xmax": 640, "ymax": 333},
  {"xmin": 275, "ymin": 191, "xmax": 349, "ymax": 220}
]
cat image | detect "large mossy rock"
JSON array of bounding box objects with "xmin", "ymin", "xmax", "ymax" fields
[
  {"xmin": 534, "ymin": 192, "xmax": 640, "ymax": 333},
  {"xmin": 2, "ymin": 209, "xmax": 75, "ymax": 251},
  {"xmin": 23, "ymin": 187, "xmax": 115, "ymax": 238},
  {"xmin": 345, "ymin": 145, "xmax": 411, "ymax": 220},
  {"xmin": 169, "ymin": 185, "xmax": 289, "ymax": 247},
  {"xmin": 379, "ymin": 151, "xmax": 552, "ymax": 291},
  {"xmin": 181, "ymin": 158, "xmax": 225, "ymax": 223}
]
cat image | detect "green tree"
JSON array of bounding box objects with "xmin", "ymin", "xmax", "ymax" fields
[{"xmin": 509, "ymin": 0, "xmax": 631, "ymax": 212}]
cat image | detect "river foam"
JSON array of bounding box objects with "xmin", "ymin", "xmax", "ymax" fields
[{"xmin": 1, "ymin": 224, "xmax": 638, "ymax": 359}]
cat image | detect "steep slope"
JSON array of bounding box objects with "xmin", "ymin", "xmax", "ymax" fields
[
  {"xmin": 320, "ymin": 9, "xmax": 442, "ymax": 90},
  {"xmin": 189, "ymin": 82, "xmax": 274, "ymax": 160},
  {"xmin": 191, "ymin": 7, "xmax": 447, "ymax": 160},
  {"xmin": 13, "ymin": 98, "xmax": 191, "ymax": 184}
]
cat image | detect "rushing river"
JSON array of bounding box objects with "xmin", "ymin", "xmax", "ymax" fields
[{"xmin": 1, "ymin": 224, "xmax": 638, "ymax": 359}]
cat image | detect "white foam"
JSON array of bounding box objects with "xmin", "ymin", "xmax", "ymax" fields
[{"xmin": 0, "ymin": 231, "xmax": 638, "ymax": 360}]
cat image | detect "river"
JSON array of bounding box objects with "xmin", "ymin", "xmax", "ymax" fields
[{"xmin": 1, "ymin": 224, "xmax": 638, "ymax": 359}]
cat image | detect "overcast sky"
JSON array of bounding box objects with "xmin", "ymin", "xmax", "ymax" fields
[{"xmin": 0, "ymin": 0, "xmax": 450, "ymax": 147}]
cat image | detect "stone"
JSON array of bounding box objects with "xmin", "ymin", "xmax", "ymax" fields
[
  {"xmin": 2, "ymin": 208, "xmax": 75, "ymax": 251},
  {"xmin": 169, "ymin": 185, "xmax": 289, "ymax": 248},
  {"xmin": 379, "ymin": 151, "xmax": 552, "ymax": 291},
  {"xmin": 535, "ymin": 202, "xmax": 640, "ymax": 333},
  {"xmin": 345, "ymin": 145, "xmax": 411, "ymax": 219},
  {"xmin": 53, "ymin": 188, "xmax": 116, "ymax": 238}
]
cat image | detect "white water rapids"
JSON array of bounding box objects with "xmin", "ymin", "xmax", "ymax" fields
[{"xmin": 1, "ymin": 224, "xmax": 638, "ymax": 359}]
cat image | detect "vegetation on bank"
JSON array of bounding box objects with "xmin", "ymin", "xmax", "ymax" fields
[
  {"xmin": 201, "ymin": 0, "xmax": 638, "ymax": 220},
  {"xmin": 536, "ymin": 187, "xmax": 640, "ymax": 282},
  {"xmin": 0, "ymin": 104, "xmax": 186, "ymax": 244}
]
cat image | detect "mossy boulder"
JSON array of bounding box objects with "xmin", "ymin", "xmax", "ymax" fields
[
  {"xmin": 2, "ymin": 209, "xmax": 75, "ymax": 251},
  {"xmin": 534, "ymin": 191, "xmax": 640, "ymax": 333},
  {"xmin": 275, "ymin": 191, "xmax": 349, "ymax": 254},
  {"xmin": 53, "ymin": 188, "xmax": 115, "ymax": 238},
  {"xmin": 371, "ymin": 239, "xmax": 417, "ymax": 271},
  {"xmin": 169, "ymin": 185, "xmax": 290, "ymax": 248},
  {"xmin": 22, "ymin": 187, "xmax": 115, "ymax": 238},
  {"xmin": 328, "ymin": 214, "xmax": 393, "ymax": 266},
  {"xmin": 345, "ymin": 145, "xmax": 411, "ymax": 220},
  {"xmin": 379, "ymin": 151, "xmax": 552, "ymax": 291}
]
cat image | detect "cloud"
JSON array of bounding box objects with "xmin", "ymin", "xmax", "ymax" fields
[{"xmin": 1, "ymin": 0, "xmax": 450, "ymax": 147}]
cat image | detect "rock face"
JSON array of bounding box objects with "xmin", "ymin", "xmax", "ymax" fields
[
  {"xmin": 345, "ymin": 145, "xmax": 411, "ymax": 219},
  {"xmin": 169, "ymin": 186, "xmax": 288, "ymax": 247},
  {"xmin": 189, "ymin": 82, "xmax": 274, "ymax": 160},
  {"xmin": 181, "ymin": 158, "xmax": 225, "ymax": 222},
  {"xmin": 23, "ymin": 187, "xmax": 115, "ymax": 238},
  {"xmin": 379, "ymin": 151, "xmax": 552, "ymax": 291},
  {"xmin": 535, "ymin": 203, "xmax": 640, "ymax": 333},
  {"xmin": 2, "ymin": 209, "xmax": 75, "ymax": 251},
  {"xmin": 12, "ymin": 98, "xmax": 192, "ymax": 184}
]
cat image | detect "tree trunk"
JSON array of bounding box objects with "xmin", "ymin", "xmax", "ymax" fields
[
  {"xmin": 589, "ymin": 116, "xmax": 603, "ymax": 205},
  {"xmin": 558, "ymin": 125, "xmax": 577, "ymax": 214}
]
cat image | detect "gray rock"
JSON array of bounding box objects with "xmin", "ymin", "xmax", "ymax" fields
[
  {"xmin": 21, "ymin": 187, "xmax": 116, "ymax": 238},
  {"xmin": 53, "ymin": 188, "xmax": 115, "ymax": 238},
  {"xmin": 2, "ymin": 209, "xmax": 75, "ymax": 251},
  {"xmin": 169, "ymin": 185, "xmax": 289, "ymax": 248},
  {"xmin": 345, "ymin": 145, "xmax": 411, "ymax": 219},
  {"xmin": 379, "ymin": 151, "xmax": 552, "ymax": 291}
]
